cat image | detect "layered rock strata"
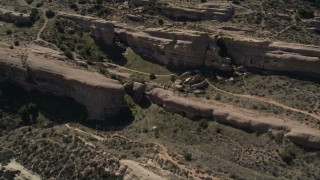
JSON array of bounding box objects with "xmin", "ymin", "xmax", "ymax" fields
[
  {"xmin": 222, "ymin": 36, "xmax": 320, "ymax": 78},
  {"xmin": 159, "ymin": 2, "xmax": 234, "ymax": 21},
  {"xmin": 0, "ymin": 45, "xmax": 126, "ymax": 120},
  {"xmin": 58, "ymin": 13, "xmax": 320, "ymax": 78},
  {"xmin": 147, "ymin": 88, "xmax": 320, "ymax": 149},
  {"xmin": 311, "ymin": 17, "xmax": 320, "ymax": 32},
  {"xmin": 58, "ymin": 13, "xmax": 115, "ymax": 45},
  {"xmin": 0, "ymin": 8, "xmax": 30, "ymax": 24}
]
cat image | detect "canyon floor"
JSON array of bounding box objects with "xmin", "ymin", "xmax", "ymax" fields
[{"xmin": 0, "ymin": 0, "xmax": 320, "ymax": 180}]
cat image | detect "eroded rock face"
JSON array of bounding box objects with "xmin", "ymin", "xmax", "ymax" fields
[
  {"xmin": 159, "ymin": 2, "xmax": 234, "ymax": 21},
  {"xmin": 147, "ymin": 88, "xmax": 320, "ymax": 149},
  {"xmin": 147, "ymin": 88, "xmax": 213, "ymax": 118},
  {"xmin": 58, "ymin": 13, "xmax": 115, "ymax": 45},
  {"xmin": 222, "ymin": 36, "xmax": 320, "ymax": 78},
  {"xmin": 0, "ymin": 45, "xmax": 126, "ymax": 120},
  {"xmin": 0, "ymin": 8, "xmax": 30, "ymax": 25}
]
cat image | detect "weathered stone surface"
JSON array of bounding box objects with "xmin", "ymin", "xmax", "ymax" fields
[
  {"xmin": 124, "ymin": 81, "xmax": 147, "ymax": 102},
  {"xmin": 147, "ymin": 88, "xmax": 213, "ymax": 118},
  {"xmin": 0, "ymin": 45, "xmax": 126, "ymax": 120},
  {"xmin": 0, "ymin": 8, "xmax": 30, "ymax": 24},
  {"xmin": 222, "ymin": 36, "xmax": 320, "ymax": 78},
  {"xmin": 147, "ymin": 88, "xmax": 320, "ymax": 149},
  {"xmin": 58, "ymin": 13, "xmax": 115, "ymax": 45},
  {"xmin": 158, "ymin": 2, "xmax": 233, "ymax": 21}
]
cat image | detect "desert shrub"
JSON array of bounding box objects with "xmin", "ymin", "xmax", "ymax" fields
[
  {"xmin": 149, "ymin": 73, "xmax": 156, "ymax": 80},
  {"xmin": 25, "ymin": 0, "xmax": 33, "ymax": 4},
  {"xmin": 298, "ymin": 8, "xmax": 315, "ymax": 19},
  {"xmin": 14, "ymin": 40, "xmax": 20, "ymax": 46},
  {"xmin": 46, "ymin": 10, "xmax": 56, "ymax": 19},
  {"xmin": 158, "ymin": 19, "xmax": 164, "ymax": 26},
  {"xmin": 28, "ymin": 103, "xmax": 39, "ymax": 120},
  {"xmin": 184, "ymin": 153, "xmax": 192, "ymax": 161},
  {"xmin": 232, "ymin": 0, "xmax": 240, "ymax": 5},
  {"xmin": 64, "ymin": 49, "xmax": 74, "ymax": 59},
  {"xmin": 280, "ymin": 148, "xmax": 297, "ymax": 165},
  {"xmin": 198, "ymin": 120, "xmax": 208, "ymax": 130},
  {"xmin": 6, "ymin": 30, "xmax": 12, "ymax": 35},
  {"xmin": 30, "ymin": 8, "xmax": 40, "ymax": 23},
  {"xmin": 216, "ymin": 126, "xmax": 223, "ymax": 134},
  {"xmin": 18, "ymin": 105, "xmax": 30, "ymax": 124}
]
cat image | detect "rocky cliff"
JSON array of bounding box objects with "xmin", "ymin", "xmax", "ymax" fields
[
  {"xmin": 0, "ymin": 8, "xmax": 30, "ymax": 25},
  {"xmin": 58, "ymin": 13, "xmax": 320, "ymax": 77},
  {"xmin": 311, "ymin": 17, "xmax": 320, "ymax": 32},
  {"xmin": 222, "ymin": 36, "xmax": 320, "ymax": 77},
  {"xmin": 147, "ymin": 88, "xmax": 320, "ymax": 149},
  {"xmin": 159, "ymin": 2, "xmax": 234, "ymax": 21},
  {"xmin": 0, "ymin": 45, "xmax": 126, "ymax": 120},
  {"xmin": 58, "ymin": 13, "xmax": 115, "ymax": 45}
]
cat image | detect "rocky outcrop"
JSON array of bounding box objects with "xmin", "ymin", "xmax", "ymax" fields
[
  {"xmin": 123, "ymin": 81, "xmax": 147, "ymax": 102},
  {"xmin": 147, "ymin": 88, "xmax": 213, "ymax": 118},
  {"xmin": 57, "ymin": 13, "xmax": 115, "ymax": 45},
  {"xmin": 0, "ymin": 45, "xmax": 126, "ymax": 120},
  {"xmin": 222, "ymin": 36, "xmax": 320, "ymax": 78},
  {"xmin": 147, "ymin": 88, "xmax": 320, "ymax": 149},
  {"xmin": 0, "ymin": 8, "xmax": 30, "ymax": 25},
  {"xmin": 158, "ymin": 2, "xmax": 233, "ymax": 21},
  {"xmin": 58, "ymin": 13, "xmax": 320, "ymax": 78}
]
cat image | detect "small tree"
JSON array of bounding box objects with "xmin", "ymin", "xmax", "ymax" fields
[
  {"xmin": 149, "ymin": 73, "xmax": 156, "ymax": 80},
  {"xmin": 184, "ymin": 153, "xmax": 192, "ymax": 161},
  {"xmin": 28, "ymin": 103, "xmax": 39, "ymax": 121},
  {"xmin": 18, "ymin": 105, "xmax": 30, "ymax": 124},
  {"xmin": 45, "ymin": 9, "xmax": 56, "ymax": 19}
]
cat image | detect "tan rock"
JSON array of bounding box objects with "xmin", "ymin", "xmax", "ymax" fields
[
  {"xmin": 0, "ymin": 45, "xmax": 126, "ymax": 120},
  {"xmin": 159, "ymin": 2, "xmax": 233, "ymax": 21},
  {"xmin": 147, "ymin": 88, "xmax": 320, "ymax": 149},
  {"xmin": 222, "ymin": 36, "xmax": 320, "ymax": 78}
]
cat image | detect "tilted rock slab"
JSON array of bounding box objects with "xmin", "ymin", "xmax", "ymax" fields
[
  {"xmin": 0, "ymin": 7, "xmax": 30, "ymax": 24},
  {"xmin": 0, "ymin": 45, "xmax": 126, "ymax": 120},
  {"xmin": 147, "ymin": 88, "xmax": 320, "ymax": 149},
  {"xmin": 159, "ymin": 2, "xmax": 234, "ymax": 21},
  {"xmin": 222, "ymin": 36, "xmax": 320, "ymax": 78}
]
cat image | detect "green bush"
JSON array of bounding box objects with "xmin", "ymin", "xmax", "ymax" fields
[
  {"xmin": 6, "ymin": 30, "xmax": 12, "ymax": 35},
  {"xmin": 45, "ymin": 9, "xmax": 56, "ymax": 19},
  {"xmin": 149, "ymin": 73, "xmax": 156, "ymax": 80},
  {"xmin": 25, "ymin": 0, "xmax": 33, "ymax": 4},
  {"xmin": 280, "ymin": 148, "xmax": 297, "ymax": 165},
  {"xmin": 184, "ymin": 153, "xmax": 192, "ymax": 161},
  {"xmin": 298, "ymin": 8, "xmax": 315, "ymax": 19},
  {"xmin": 18, "ymin": 105, "xmax": 30, "ymax": 124}
]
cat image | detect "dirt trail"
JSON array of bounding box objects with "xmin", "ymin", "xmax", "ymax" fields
[{"xmin": 206, "ymin": 79, "xmax": 320, "ymax": 121}]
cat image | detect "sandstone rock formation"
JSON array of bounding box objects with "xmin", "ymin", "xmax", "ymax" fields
[
  {"xmin": 158, "ymin": 2, "xmax": 234, "ymax": 21},
  {"xmin": 0, "ymin": 45, "xmax": 126, "ymax": 120},
  {"xmin": 123, "ymin": 81, "xmax": 147, "ymax": 102},
  {"xmin": 58, "ymin": 13, "xmax": 231, "ymax": 71},
  {"xmin": 58, "ymin": 13, "xmax": 115, "ymax": 45},
  {"xmin": 147, "ymin": 88, "xmax": 320, "ymax": 149},
  {"xmin": 222, "ymin": 36, "xmax": 320, "ymax": 78},
  {"xmin": 58, "ymin": 13, "xmax": 320, "ymax": 78},
  {"xmin": 0, "ymin": 8, "xmax": 30, "ymax": 25}
]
